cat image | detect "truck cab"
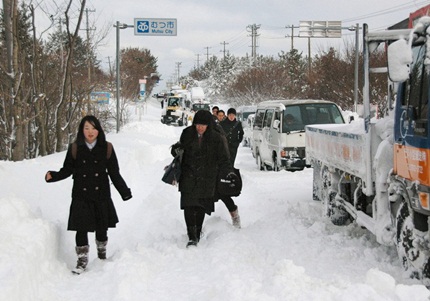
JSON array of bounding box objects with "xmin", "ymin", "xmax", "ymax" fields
[{"xmin": 161, "ymin": 95, "xmax": 189, "ymax": 126}]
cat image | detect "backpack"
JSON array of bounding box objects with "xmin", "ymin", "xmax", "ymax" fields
[{"xmin": 71, "ymin": 142, "xmax": 113, "ymax": 160}]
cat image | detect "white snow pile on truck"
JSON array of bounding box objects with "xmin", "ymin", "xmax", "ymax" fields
[{"xmin": 306, "ymin": 17, "xmax": 430, "ymax": 286}]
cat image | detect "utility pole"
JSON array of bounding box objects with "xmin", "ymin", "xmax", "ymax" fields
[
  {"xmin": 246, "ymin": 24, "xmax": 260, "ymax": 59},
  {"xmin": 195, "ymin": 54, "xmax": 201, "ymax": 69},
  {"xmin": 84, "ymin": 8, "xmax": 95, "ymax": 113},
  {"xmin": 203, "ymin": 46, "xmax": 211, "ymax": 61},
  {"xmin": 175, "ymin": 62, "xmax": 182, "ymax": 84},
  {"xmin": 285, "ymin": 25, "xmax": 299, "ymax": 51},
  {"xmin": 220, "ymin": 41, "xmax": 229, "ymax": 60}
]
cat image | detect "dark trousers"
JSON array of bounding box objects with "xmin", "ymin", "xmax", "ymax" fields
[
  {"xmin": 229, "ymin": 146, "xmax": 238, "ymax": 167},
  {"xmin": 184, "ymin": 206, "xmax": 205, "ymax": 241},
  {"xmin": 220, "ymin": 196, "xmax": 238, "ymax": 212},
  {"xmin": 76, "ymin": 230, "xmax": 108, "ymax": 246},
  {"xmin": 184, "ymin": 206, "xmax": 205, "ymax": 228}
]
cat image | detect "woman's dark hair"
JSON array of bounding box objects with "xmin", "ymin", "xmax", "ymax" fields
[{"xmin": 75, "ymin": 115, "xmax": 106, "ymax": 145}]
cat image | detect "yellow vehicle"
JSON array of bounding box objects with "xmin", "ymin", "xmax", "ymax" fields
[{"xmin": 161, "ymin": 95, "xmax": 189, "ymax": 126}]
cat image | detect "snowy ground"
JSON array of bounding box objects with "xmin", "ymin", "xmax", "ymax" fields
[{"xmin": 0, "ymin": 100, "xmax": 429, "ymax": 301}]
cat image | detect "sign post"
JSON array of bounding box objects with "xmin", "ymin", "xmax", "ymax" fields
[
  {"xmin": 298, "ymin": 21, "xmax": 360, "ymax": 112},
  {"xmin": 114, "ymin": 18, "xmax": 177, "ymax": 132}
]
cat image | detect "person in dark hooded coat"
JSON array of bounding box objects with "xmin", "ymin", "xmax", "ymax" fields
[
  {"xmin": 172, "ymin": 110, "xmax": 231, "ymax": 247},
  {"xmin": 220, "ymin": 107, "xmax": 244, "ymax": 167},
  {"xmin": 45, "ymin": 115, "xmax": 132, "ymax": 274}
]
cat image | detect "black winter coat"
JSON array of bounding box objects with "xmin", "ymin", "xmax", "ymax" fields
[
  {"xmin": 47, "ymin": 142, "xmax": 131, "ymax": 232},
  {"xmin": 220, "ymin": 118, "xmax": 244, "ymax": 147},
  {"xmin": 176, "ymin": 125, "xmax": 231, "ymax": 213}
]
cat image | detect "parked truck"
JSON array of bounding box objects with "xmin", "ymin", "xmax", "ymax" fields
[{"xmin": 306, "ymin": 18, "xmax": 430, "ymax": 284}]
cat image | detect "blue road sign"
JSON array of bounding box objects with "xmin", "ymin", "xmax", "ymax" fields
[
  {"xmin": 90, "ymin": 92, "xmax": 110, "ymax": 104},
  {"xmin": 134, "ymin": 18, "xmax": 177, "ymax": 36}
]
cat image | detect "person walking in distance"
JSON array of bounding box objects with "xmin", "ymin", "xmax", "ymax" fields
[
  {"xmin": 171, "ymin": 110, "xmax": 231, "ymax": 247},
  {"xmin": 217, "ymin": 110, "xmax": 226, "ymax": 122},
  {"xmin": 220, "ymin": 108, "xmax": 244, "ymax": 167},
  {"xmin": 215, "ymin": 110, "xmax": 241, "ymax": 229},
  {"xmin": 45, "ymin": 115, "xmax": 132, "ymax": 274},
  {"xmin": 211, "ymin": 106, "xmax": 219, "ymax": 122}
]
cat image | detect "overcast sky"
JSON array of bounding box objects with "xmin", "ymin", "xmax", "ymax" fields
[{"xmin": 33, "ymin": 0, "xmax": 430, "ymax": 91}]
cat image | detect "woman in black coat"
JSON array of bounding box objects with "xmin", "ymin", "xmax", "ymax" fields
[
  {"xmin": 45, "ymin": 115, "xmax": 132, "ymax": 274},
  {"xmin": 173, "ymin": 110, "xmax": 231, "ymax": 247}
]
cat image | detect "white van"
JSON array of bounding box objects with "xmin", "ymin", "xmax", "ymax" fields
[
  {"xmin": 236, "ymin": 105, "xmax": 257, "ymax": 147},
  {"xmin": 252, "ymin": 99, "xmax": 344, "ymax": 171}
]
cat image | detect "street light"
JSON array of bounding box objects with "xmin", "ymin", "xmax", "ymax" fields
[
  {"xmin": 114, "ymin": 21, "xmax": 133, "ymax": 133},
  {"xmin": 349, "ymin": 24, "xmax": 360, "ymax": 114}
]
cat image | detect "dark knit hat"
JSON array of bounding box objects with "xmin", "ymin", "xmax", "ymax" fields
[
  {"xmin": 193, "ymin": 110, "xmax": 212, "ymax": 125},
  {"xmin": 227, "ymin": 108, "xmax": 236, "ymax": 115}
]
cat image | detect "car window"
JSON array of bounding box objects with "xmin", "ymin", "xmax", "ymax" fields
[
  {"xmin": 263, "ymin": 109, "xmax": 274, "ymax": 128},
  {"xmin": 254, "ymin": 109, "xmax": 265, "ymax": 130}
]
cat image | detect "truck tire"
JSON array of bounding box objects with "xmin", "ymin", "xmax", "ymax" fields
[
  {"xmin": 312, "ymin": 162, "xmax": 322, "ymax": 201},
  {"xmin": 317, "ymin": 166, "xmax": 331, "ymax": 203},
  {"xmin": 327, "ymin": 191, "xmax": 351, "ymax": 226},
  {"xmin": 272, "ymin": 153, "xmax": 279, "ymax": 172},
  {"xmin": 396, "ymin": 198, "xmax": 430, "ymax": 282},
  {"xmin": 257, "ymin": 152, "xmax": 265, "ymax": 171}
]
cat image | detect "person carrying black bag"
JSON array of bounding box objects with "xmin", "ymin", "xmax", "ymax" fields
[
  {"xmin": 207, "ymin": 115, "xmax": 241, "ymax": 229},
  {"xmin": 171, "ymin": 110, "xmax": 231, "ymax": 248}
]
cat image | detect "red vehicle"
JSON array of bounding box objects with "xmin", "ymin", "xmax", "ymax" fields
[{"xmin": 409, "ymin": 4, "xmax": 430, "ymax": 28}]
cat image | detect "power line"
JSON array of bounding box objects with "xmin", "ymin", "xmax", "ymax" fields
[{"xmin": 342, "ymin": 0, "xmax": 430, "ymax": 22}]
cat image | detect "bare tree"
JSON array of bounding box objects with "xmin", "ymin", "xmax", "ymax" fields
[{"xmin": 52, "ymin": 0, "xmax": 86, "ymax": 152}]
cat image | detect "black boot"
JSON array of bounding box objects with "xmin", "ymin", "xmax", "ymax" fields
[{"xmin": 186, "ymin": 226, "xmax": 201, "ymax": 248}]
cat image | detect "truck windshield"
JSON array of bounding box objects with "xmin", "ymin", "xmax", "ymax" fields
[
  {"xmin": 282, "ymin": 103, "xmax": 344, "ymax": 133},
  {"xmin": 192, "ymin": 103, "xmax": 210, "ymax": 111},
  {"xmin": 168, "ymin": 97, "xmax": 181, "ymax": 107}
]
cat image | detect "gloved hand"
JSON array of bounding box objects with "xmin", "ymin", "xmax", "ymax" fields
[
  {"xmin": 170, "ymin": 142, "xmax": 183, "ymax": 157},
  {"xmin": 174, "ymin": 147, "xmax": 184, "ymax": 157},
  {"xmin": 122, "ymin": 189, "xmax": 132, "ymax": 201}
]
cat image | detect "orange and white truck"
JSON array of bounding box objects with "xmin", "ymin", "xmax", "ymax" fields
[{"xmin": 306, "ymin": 17, "xmax": 430, "ymax": 284}]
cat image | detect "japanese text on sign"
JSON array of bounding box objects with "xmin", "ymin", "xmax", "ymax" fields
[{"xmin": 134, "ymin": 18, "xmax": 177, "ymax": 36}]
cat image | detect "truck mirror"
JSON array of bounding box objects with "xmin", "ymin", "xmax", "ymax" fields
[
  {"xmin": 387, "ymin": 39, "xmax": 412, "ymax": 82},
  {"xmin": 273, "ymin": 119, "xmax": 280, "ymax": 130}
]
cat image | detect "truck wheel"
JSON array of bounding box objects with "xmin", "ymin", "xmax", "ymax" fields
[
  {"xmin": 396, "ymin": 199, "xmax": 430, "ymax": 282},
  {"xmin": 272, "ymin": 153, "xmax": 279, "ymax": 172},
  {"xmin": 312, "ymin": 162, "xmax": 322, "ymax": 201},
  {"xmin": 257, "ymin": 153, "xmax": 265, "ymax": 171},
  {"xmin": 317, "ymin": 166, "xmax": 331, "ymax": 203},
  {"xmin": 327, "ymin": 191, "xmax": 351, "ymax": 226}
]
